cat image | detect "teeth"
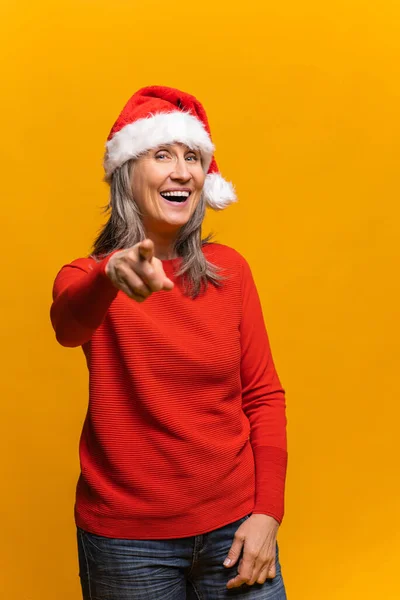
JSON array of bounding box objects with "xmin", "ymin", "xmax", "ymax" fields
[{"xmin": 160, "ymin": 191, "xmax": 190, "ymax": 198}]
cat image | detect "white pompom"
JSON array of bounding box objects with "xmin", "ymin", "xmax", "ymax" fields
[{"xmin": 203, "ymin": 173, "xmax": 237, "ymax": 210}]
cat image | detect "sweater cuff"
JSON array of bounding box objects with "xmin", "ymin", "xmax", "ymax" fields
[
  {"xmin": 68, "ymin": 254, "xmax": 119, "ymax": 328},
  {"xmin": 252, "ymin": 445, "xmax": 288, "ymax": 524}
]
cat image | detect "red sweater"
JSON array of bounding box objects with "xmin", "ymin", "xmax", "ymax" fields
[{"xmin": 50, "ymin": 243, "xmax": 287, "ymax": 539}]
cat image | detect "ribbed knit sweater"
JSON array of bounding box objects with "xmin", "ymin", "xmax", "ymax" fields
[{"xmin": 50, "ymin": 243, "xmax": 287, "ymax": 539}]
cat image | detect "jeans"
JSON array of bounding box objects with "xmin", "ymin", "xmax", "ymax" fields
[{"xmin": 77, "ymin": 514, "xmax": 287, "ymax": 599}]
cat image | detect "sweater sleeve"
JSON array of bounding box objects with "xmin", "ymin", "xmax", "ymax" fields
[
  {"xmin": 239, "ymin": 256, "xmax": 288, "ymax": 524},
  {"xmin": 50, "ymin": 255, "xmax": 119, "ymax": 348}
]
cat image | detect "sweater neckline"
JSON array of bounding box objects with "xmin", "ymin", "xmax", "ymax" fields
[
  {"xmin": 161, "ymin": 256, "xmax": 180, "ymax": 264},
  {"xmin": 161, "ymin": 256, "xmax": 182, "ymax": 274}
]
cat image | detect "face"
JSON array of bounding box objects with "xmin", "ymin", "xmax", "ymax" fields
[{"xmin": 130, "ymin": 143, "xmax": 206, "ymax": 234}]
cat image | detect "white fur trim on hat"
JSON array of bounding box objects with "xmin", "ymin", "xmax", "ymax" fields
[
  {"xmin": 104, "ymin": 111, "xmax": 215, "ymax": 180},
  {"xmin": 203, "ymin": 173, "xmax": 237, "ymax": 210}
]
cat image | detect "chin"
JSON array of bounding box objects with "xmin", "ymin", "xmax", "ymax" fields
[
  {"xmin": 162, "ymin": 209, "xmax": 193, "ymax": 227},
  {"xmin": 164, "ymin": 217, "xmax": 190, "ymax": 229}
]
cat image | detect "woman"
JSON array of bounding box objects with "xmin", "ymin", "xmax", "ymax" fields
[{"xmin": 50, "ymin": 85, "xmax": 288, "ymax": 599}]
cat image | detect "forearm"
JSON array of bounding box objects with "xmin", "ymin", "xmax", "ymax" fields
[
  {"xmin": 251, "ymin": 444, "xmax": 288, "ymax": 523},
  {"xmin": 50, "ymin": 257, "xmax": 118, "ymax": 347},
  {"xmin": 244, "ymin": 388, "xmax": 288, "ymax": 523}
]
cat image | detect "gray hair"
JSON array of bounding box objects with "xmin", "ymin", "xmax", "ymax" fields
[{"xmin": 91, "ymin": 160, "xmax": 225, "ymax": 298}]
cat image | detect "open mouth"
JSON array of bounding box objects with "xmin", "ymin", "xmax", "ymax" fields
[{"xmin": 159, "ymin": 191, "xmax": 191, "ymax": 204}]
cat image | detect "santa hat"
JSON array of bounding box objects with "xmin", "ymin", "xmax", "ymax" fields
[{"xmin": 103, "ymin": 85, "xmax": 237, "ymax": 210}]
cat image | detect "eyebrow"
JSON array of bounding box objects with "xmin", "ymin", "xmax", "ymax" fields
[{"xmin": 155, "ymin": 144, "xmax": 198, "ymax": 152}]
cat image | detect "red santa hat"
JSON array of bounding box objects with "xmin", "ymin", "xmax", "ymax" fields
[{"xmin": 103, "ymin": 85, "xmax": 237, "ymax": 210}]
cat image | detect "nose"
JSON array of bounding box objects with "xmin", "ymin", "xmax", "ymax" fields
[{"xmin": 170, "ymin": 156, "xmax": 192, "ymax": 182}]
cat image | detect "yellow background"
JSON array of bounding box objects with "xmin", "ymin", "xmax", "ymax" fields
[{"xmin": 1, "ymin": 0, "xmax": 399, "ymax": 598}]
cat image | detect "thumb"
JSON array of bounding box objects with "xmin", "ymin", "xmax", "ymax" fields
[
  {"xmin": 155, "ymin": 261, "xmax": 174, "ymax": 291},
  {"xmin": 138, "ymin": 239, "xmax": 154, "ymax": 262},
  {"xmin": 223, "ymin": 539, "xmax": 244, "ymax": 568},
  {"xmin": 162, "ymin": 277, "xmax": 175, "ymax": 291}
]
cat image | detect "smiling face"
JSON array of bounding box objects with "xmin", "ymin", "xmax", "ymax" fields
[{"xmin": 130, "ymin": 142, "xmax": 206, "ymax": 235}]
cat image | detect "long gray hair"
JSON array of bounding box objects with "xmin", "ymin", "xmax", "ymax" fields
[{"xmin": 91, "ymin": 159, "xmax": 225, "ymax": 298}]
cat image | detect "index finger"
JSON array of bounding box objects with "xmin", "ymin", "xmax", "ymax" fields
[{"xmin": 138, "ymin": 239, "xmax": 154, "ymax": 262}]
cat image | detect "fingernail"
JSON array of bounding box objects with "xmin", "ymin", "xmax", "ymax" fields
[{"xmin": 223, "ymin": 558, "xmax": 231, "ymax": 566}]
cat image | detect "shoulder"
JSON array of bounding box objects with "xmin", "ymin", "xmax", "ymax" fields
[
  {"xmin": 203, "ymin": 243, "xmax": 256, "ymax": 292},
  {"xmin": 202, "ymin": 242, "xmax": 249, "ymax": 269}
]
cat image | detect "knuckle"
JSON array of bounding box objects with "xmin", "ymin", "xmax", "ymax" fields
[
  {"xmin": 116, "ymin": 250, "xmax": 133, "ymax": 267},
  {"xmin": 131, "ymin": 288, "xmax": 150, "ymax": 302},
  {"xmin": 115, "ymin": 249, "xmax": 131, "ymax": 263},
  {"xmin": 150, "ymin": 279, "xmax": 164, "ymax": 292},
  {"xmin": 135, "ymin": 262, "xmax": 152, "ymax": 279},
  {"xmin": 114, "ymin": 261, "xmax": 131, "ymax": 279},
  {"xmin": 138, "ymin": 272, "xmax": 162, "ymax": 293},
  {"xmin": 134, "ymin": 284, "xmax": 150, "ymax": 297}
]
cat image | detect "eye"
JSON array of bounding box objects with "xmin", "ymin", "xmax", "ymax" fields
[
  {"xmin": 155, "ymin": 151, "xmax": 169, "ymax": 160},
  {"xmin": 186, "ymin": 153, "xmax": 199, "ymax": 162}
]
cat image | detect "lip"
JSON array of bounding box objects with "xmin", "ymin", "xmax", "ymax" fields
[{"xmin": 159, "ymin": 188, "xmax": 193, "ymax": 194}]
